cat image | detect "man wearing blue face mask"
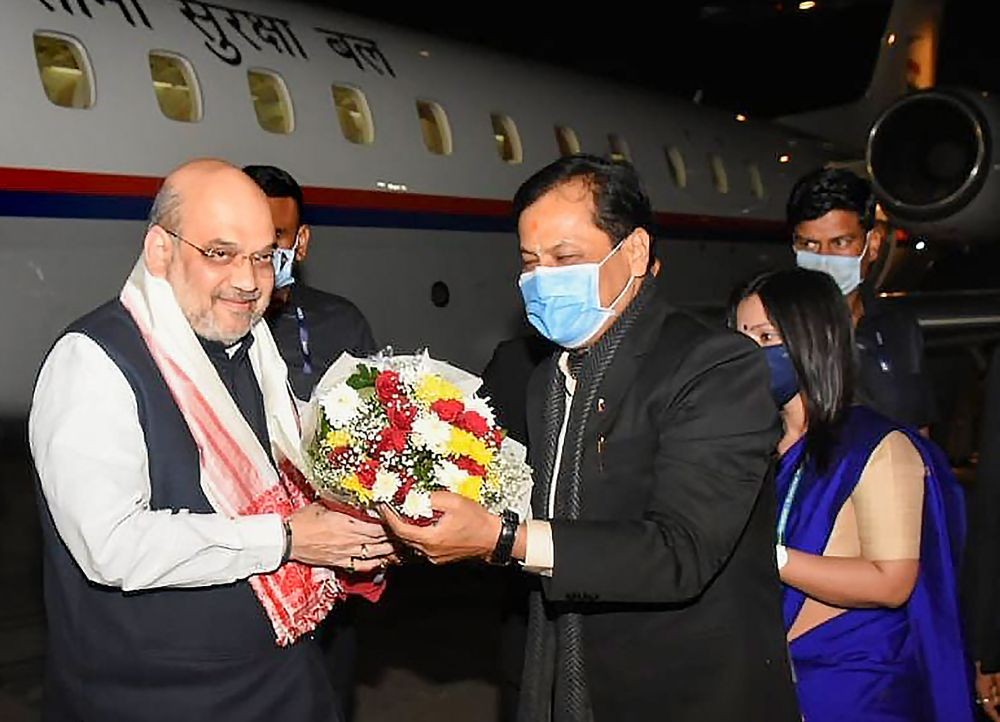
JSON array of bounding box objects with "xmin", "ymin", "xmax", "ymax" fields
[
  {"xmin": 244, "ymin": 164, "xmax": 376, "ymax": 721},
  {"xmin": 382, "ymin": 154, "xmax": 799, "ymax": 722},
  {"xmin": 243, "ymin": 165, "xmax": 376, "ymax": 402},
  {"xmin": 788, "ymin": 167, "xmax": 936, "ymax": 434}
]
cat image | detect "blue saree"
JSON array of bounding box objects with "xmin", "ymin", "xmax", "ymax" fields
[{"xmin": 776, "ymin": 406, "xmax": 973, "ymax": 722}]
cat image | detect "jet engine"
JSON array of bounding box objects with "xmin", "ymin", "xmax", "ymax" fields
[{"xmin": 867, "ymin": 88, "xmax": 1000, "ymax": 242}]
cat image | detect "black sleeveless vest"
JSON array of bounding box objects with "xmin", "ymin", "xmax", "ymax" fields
[{"xmin": 36, "ymin": 300, "xmax": 339, "ymax": 722}]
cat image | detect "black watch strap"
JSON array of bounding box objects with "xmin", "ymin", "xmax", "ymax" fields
[
  {"xmin": 280, "ymin": 519, "xmax": 293, "ymax": 566},
  {"xmin": 490, "ymin": 510, "xmax": 519, "ymax": 566}
]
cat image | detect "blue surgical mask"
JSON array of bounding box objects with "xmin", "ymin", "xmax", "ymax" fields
[
  {"xmin": 272, "ymin": 237, "xmax": 298, "ymax": 290},
  {"xmin": 795, "ymin": 236, "xmax": 870, "ymax": 295},
  {"xmin": 518, "ymin": 240, "xmax": 634, "ymax": 348},
  {"xmin": 763, "ymin": 344, "xmax": 799, "ymax": 407}
]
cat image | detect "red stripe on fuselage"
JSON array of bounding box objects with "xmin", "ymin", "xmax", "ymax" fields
[
  {"xmin": 0, "ymin": 165, "xmax": 790, "ymax": 236},
  {"xmin": 0, "ymin": 166, "xmax": 162, "ymax": 197}
]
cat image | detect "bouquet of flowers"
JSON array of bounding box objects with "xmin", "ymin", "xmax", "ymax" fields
[{"xmin": 301, "ymin": 350, "xmax": 533, "ymax": 522}]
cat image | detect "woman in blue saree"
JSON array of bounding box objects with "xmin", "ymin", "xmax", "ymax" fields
[{"xmin": 730, "ymin": 268, "xmax": 973, "ymax": 722}]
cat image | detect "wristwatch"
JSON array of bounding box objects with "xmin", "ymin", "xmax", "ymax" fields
[
  {"xmin": 775, "ymin": 543, "xmax": 789, "ymax": 571},
  {"xmin": 489, "ymin": 510, "xmax": 519, "ymax": 566}
]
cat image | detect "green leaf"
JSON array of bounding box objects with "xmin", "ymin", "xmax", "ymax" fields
[
  {"xmin": 412, "ymin": 452, "xmax": 434, "ymax": 485},
  {"xmin": 346, "ymin": 364, "xmax": 378, "ymax": 390}
]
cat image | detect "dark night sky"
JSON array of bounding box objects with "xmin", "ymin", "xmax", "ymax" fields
[{"xmin": 325, "ymin": 0, "xmax": 992, "ymax": 118}]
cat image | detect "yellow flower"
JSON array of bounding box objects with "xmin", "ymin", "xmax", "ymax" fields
[
  {"xmin": 326, "ymin": 429, "xmax": 351, "ymax": 449},
  {"xmin": 457, "ymin": 476, "xmax": 483, "ymax": 502},
  {"xmin": 340, "ymin": 474, "xmax": 372, "ymax": 503},
  {"xmin": 448, "ymin": 427, "xmax": 494, "ymax": 467},
  {"xmin": 415, "ymin": 374, "xmax": 463, "ymax": 405}
]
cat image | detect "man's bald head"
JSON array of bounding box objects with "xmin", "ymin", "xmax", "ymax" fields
[
  {"xmin": 144, "ymin": 159, "xmax": 277, "ymax": 344},
  {"xmin": 149, "ymin": 159, "xmax": 271, "ymax": 234}
]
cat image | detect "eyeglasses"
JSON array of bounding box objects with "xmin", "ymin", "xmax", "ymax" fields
[{"xmin": 159, "ymin": 226, "xmax": 275, "ymax": 270}]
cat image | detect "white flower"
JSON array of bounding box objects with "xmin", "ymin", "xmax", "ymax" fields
[
  {"xmin": 433, "ymin": 460, "xmax": 468, "ymax": 492},
  {"xmin": 397, "ymin": 361, "xmax": 422, "ymax": 389},
  {"xmin": 372, "ymin": 470, "xmax": 402, "ymax": 502},
  {"xmin": 464, "ymin": 395, "xmax": 496, "ymax": 426},
  {"xmin": 320, "ymin": 383, "xmax": 361, "ymax": 428},
  {"xmin": 482, "ymin": 437, "xmax": 533, "ymax": 518},
  {"xmin": 401, "ymin": 489, "xmax": 433, "ymax": 519},
  {"xmin": 411, "ymin": 412, "xmax": 452, "ymax": 454},
  {"xmin": 499, "ymin": 436, "xmax": 527, "ymax": 463}
]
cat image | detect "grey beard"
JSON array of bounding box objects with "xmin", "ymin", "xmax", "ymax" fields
[{"xmin": 184, "ymin": 305, "xmax": 263, "ymax": 346}]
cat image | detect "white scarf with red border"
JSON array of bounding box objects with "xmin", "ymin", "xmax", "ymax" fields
[{"xmin": 119, "ymin": 257, "xmax": 341, "ymax": 646}]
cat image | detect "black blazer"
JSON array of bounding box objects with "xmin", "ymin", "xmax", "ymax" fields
[
  {"xmin": 525, "ymin": 290, "xmax": 799, "ymax": 721},
  {"xmin": 481, "ymin": 333, "xmax": 559, "ymax": 445}
]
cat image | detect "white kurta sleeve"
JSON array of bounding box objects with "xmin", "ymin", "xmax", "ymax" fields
[
  {"xmin": 29, "ymin": 332, "xmax": 285, "ymax": 591},
  {"xmin": 523, "ymin": 519, "xmax": 554, "ymax": 576}
]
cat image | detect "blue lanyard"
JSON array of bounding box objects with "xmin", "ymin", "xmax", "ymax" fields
[
  {"xmin": 294, "ymin": 305, "xmax": 313, "ymax": 375},
  {"xmin": 776, "ymin": 464, "xmax": 804, "ymax": 546}
]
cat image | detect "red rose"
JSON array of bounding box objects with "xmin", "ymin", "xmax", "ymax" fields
[
  {"xmin": 356, "ymin": 459, "xmax": 379, "ymax": 489},
  {"xmin": 455, "ymin": 410, "xmax": 489, "ymax": 438},
  {"xmin": 430, "ymin": 398, "xmax": 464, "ymax": 422},
  {"xmin": 387, "ymin": 402, "xmax": 417, "ymax": 432},
  {"xmin": 375, "ymin": 370, "xmax": 401, "ymax": 404},
  {"xmin": 377, "ymin": 427, "xmax": 408, "ymax": 456},
  {"xmin": 454, "ymin": 455, "xmax": 487, "ymax": 478}
]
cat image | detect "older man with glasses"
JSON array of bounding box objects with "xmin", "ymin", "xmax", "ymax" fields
[{"xmin": 28, "ymin": 158, "xmax": 392, "ymax": 722}]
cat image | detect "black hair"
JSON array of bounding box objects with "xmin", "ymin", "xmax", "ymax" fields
[
  {"xmin": 242, "ymin": 164, "xmax": 304, "ymax": 222},
  {"xmin": 512, "ymin": 153, "xmax": 656, "ymax": 270},
  {"xmin": 786, "ymin": 166, "xmax": 876, "ymax": 232},
  {"xmin": 728, "ymin": 268, "xmax": 856, "ymax": 472}
]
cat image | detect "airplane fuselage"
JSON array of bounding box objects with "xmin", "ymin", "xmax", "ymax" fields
[{"xmin": 0, "ymin": 0, "xmax": 839, "ymax": 414}]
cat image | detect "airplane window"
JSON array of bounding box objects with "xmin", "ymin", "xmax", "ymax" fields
[
  {"xmin": 33, "ymin": 33, "xmax": 94, "ymax": 109},
  {"xmin": 555, "ymin": 126, "xmax": 580, "ymax": 156},
  {"xmin": 709, "ymin": 153, "xmax": 729, "ymax": 194},
  {"xmin": 666, "ymin": 146, "xmax": 687, "ymax": 189},
  {"xmin": 416, "ymin": 100, "xmax": 452, "ymax": 155},
  {"xmin": 608, "ymin": 134, "xmax": 631, "ymax": 162},
  {"xmin": 332, "ymin": 84, "xmax": 374, "ymax": 145},
  {"xmin": 748, "ymin": 162, "xmax": 766, "ymax": 199},
  {"xmin": 248, "ymin": 69, "xmax": 293, "ymax": 134},
  {"xmin": 491, "ymin": 113, "xmax": 522, "ymax": 164},
  {"xmin": 149, "ymin": 52, "xmax": 201, "ymax": 123}
]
